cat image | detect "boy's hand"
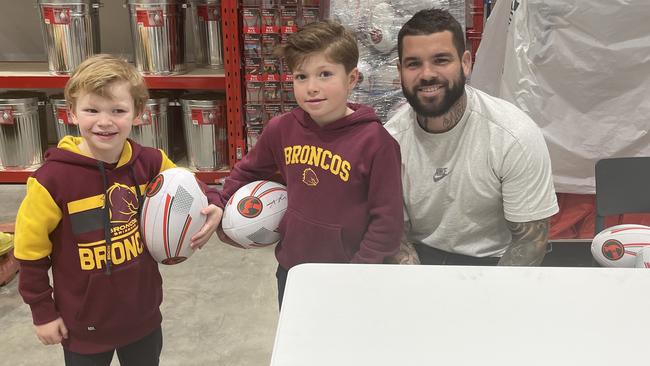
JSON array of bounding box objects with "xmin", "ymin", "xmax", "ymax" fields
[
  {"xmin": 190, "ymin": 204, "xmax": 222, "ymax": 249},
  {"xmin": 35, "ymin": 317, "xmax": 68, "ymax": 345}
]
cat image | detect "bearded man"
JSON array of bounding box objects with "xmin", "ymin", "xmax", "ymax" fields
[{"xmin": 385, "ymin": 8, "xmax": 558, "ymax": 266}]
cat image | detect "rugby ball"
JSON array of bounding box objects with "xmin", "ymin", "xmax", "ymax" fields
[
  {"xmin": 635, "ymin": 247, "xmax": 650, "ymax": 269},
  {"xmin": 221, "ymin": 180, "xmax": 287, "ymax": 249},
  {"xmin": 591, "ymin": 224, "xmax": 650, "ymax": 267},
  {"xmin": 141, "ymin": 168, "xmax": 208, "ymax": 264}
]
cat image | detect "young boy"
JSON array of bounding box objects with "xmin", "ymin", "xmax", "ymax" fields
[
  {"xmin": 13, "ymin": 54, "xmax": 221, "ymax": 365},
  {"xmin": 216, "ymin": 21, "xmax": 404, "ymax": 307}
]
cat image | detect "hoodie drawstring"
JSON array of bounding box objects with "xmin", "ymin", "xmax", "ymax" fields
[{"xmin": 98, "ymin": 162, "xmax": 112, "ymax": 275}]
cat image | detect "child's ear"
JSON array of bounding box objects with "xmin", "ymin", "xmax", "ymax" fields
[
  {"xmin": 69, "ymin": 108, "xmax": 79, "ymax": 125},
  {"xmin": 348, "ymin": 67, "xmax": 360, "ymax": 91}
]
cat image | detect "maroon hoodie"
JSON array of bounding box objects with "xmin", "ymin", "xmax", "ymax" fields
[
  {"xmin": 220, "ymin": 104, "xmax": 403, "ymax": 269},
  {"xmin": 15, "ymin": 138, "xmax": 219, "ymax": 354}
]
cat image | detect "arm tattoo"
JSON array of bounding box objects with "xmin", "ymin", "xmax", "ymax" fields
[
  {"xmin": 386, "ymin": 233, "xmax": 421, "ymax": 265},
  {"xmin": 499, "ymin": 218, "xmax": 550, "ymax": 266}
]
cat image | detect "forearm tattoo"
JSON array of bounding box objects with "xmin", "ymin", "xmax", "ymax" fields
[
  {"xmin": 386, "ymin": 234, "xmax": 421, "ymax": 265},
  {"xmin": 499, "ymin": 218, "xmax": 550, "ymax": 266}
]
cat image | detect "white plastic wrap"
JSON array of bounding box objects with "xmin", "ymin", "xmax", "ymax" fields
[
  {"xmin": 329, "ymin": 0, "xmax": 465, "ymax": 123},
  {"xmin": 471, "ymin": 0, "xmax": 650, "ymax": 194}
]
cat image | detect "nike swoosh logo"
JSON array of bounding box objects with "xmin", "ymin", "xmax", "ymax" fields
[{"xmin": 433, "ymin": 172, "xmax": 450, "ymax": 182}]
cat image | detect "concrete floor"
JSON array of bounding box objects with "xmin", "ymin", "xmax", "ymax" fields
[{"xmin": 0, "ymin": 184, "xmax": 280, "ymax": 366}]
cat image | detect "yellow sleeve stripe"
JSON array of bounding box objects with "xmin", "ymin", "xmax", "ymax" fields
[
  {"xmin": 159, "ymin": 149, "xmax": 177, "ymax": 173},
  {"xmin": 14, "ymin": 177, "xmax": 62, "ymax": 260},
  {"xmin": 67, "ymin": 194, "xmax": 104, "ymax": 214},
  {"xmin": 67, "ymin": 183, "xmax": 148, "ymax": 214}
]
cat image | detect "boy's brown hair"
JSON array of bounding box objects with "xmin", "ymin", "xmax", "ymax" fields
[
  {"xmin": 275, "ymin": 20, "xmax": 359, "ymax": 73},
  {"xmin": 64, "ymin": 54, "xmax": 149, "ymax": 114}
]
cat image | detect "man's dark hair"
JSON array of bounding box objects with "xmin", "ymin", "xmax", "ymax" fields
[{"xmin": 397, "ymin": 8, "xmax": 466, "ymax": 61}]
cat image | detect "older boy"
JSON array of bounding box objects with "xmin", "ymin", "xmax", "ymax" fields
[
  {"xmin": 14, "ymin": 54, "xmax": 221, "ymax": 366},
  {"xmin": 215, "ymin": 20, "xmax": 403, "ymax": 307}
]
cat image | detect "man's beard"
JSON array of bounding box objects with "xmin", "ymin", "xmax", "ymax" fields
[{"xmin": 402, "ymin": 69, "xmax": 466, "ymax": 118}]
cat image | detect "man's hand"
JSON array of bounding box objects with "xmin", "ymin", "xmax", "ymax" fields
[
  {"xmin": 190, "ymin": 204, "xmax": 223, "ymax": 249},
  {"xmin": 35, "ymin": 317, "xmax": 68, "ymax": 345},
  {"xmin": 499, "ymin": 218, "xmax": 550, "ymax": 266},
  {"xmin": 385, "ymin": 234, "xmax": 421, "ymax": 265}
]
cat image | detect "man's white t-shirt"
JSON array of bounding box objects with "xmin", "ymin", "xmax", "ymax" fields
[{"xmin": 385, "ymin": 86, "xmax": 559, "ymax": 257}]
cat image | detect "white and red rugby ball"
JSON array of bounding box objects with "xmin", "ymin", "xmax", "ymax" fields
[
  {"xmin": 591, "ymin": 224, "xmax": 650, "ymax": 267},
  {"xmin": 221, "ymin": 180, "xmax": 287, "ymax": 249},
  {"xmin": 141, "ymin": 168, "xmax": 208, "ymax": 264}
]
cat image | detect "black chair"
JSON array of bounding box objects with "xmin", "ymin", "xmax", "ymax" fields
[{"xmin": 594, "ymin": 157, "xmax": 650, "ymax": 236}]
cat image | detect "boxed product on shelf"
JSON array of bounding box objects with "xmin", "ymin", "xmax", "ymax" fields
[
  {"xmin": 246, "ymin": 81, "xmax": 264, "ymax": 104},
  {"xmin": 264, "ymin": 104, "xmax": 283, "ymax": 122},
  {"xmin": 246, "ymin": 104, "xmax": 264, "ymax": 126},
  {"xmin": 245, "ymin": 57, "xmax": 263, "ymax": 81},
  {"xmin": 263, "ymin": 81, "xmax": 281, "ymax": 103},
  {"xmin": 280, "ymin": 7, "xmax": 298, "ymax": 33},
  {"xmin": 241, "ymin": 0, "xmax": 325, "ymax": 151},
  {"xmin": 261, "ymin": 7, "xmax": 281, "ymax": 33}
]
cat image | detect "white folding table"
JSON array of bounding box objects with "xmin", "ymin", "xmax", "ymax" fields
[{"xmin": 271, "ymin": 263, "xmax": 650, "ymax": 366}]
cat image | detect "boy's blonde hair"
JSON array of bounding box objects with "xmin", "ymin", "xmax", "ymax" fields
[
  {"xmin": 64, "ymin": 54, "xmax": 149, "ymax": 114},
  {"xmin": 275, "ymin": 20, "xmax": 359, "ymax": 73}
]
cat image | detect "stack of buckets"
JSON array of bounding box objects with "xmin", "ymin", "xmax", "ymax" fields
[{"xmin": 14, "ymin": 0, "xmax": 228, "ymax": 171}]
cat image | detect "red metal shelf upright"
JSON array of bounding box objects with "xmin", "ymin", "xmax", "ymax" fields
[
  {"xmin": 222, "ymin": 0, "xmax": 245, "ymax": 170},
  {"xmin": 466, "ymin": 0, "xmax": 485, "ymax": 62}
]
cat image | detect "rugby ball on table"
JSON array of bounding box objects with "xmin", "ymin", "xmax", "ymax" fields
[
  {"xmin": 141, "ymin": 168, "xmax": 208, "ymax": 265},
  {"xmin": 221, "ymin": 180, "xmax": 287, "ymax": 249},
  {"xmin": 591, "ymin": 224, "xmax": 650, "ymax": 267}
]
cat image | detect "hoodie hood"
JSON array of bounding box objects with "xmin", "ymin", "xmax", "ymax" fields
[
  {"xmin": 291, "ymin": 103, "xmax": 382, "ymax": 133},
  {"xmin": 46, "ymin": 136, "xmax": 142, "ymax": 169}
]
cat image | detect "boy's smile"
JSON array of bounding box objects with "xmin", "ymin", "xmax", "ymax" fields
[
  {"xmin": 292, "ymin": 52, "xmax": 358, "ymax": 127},
  {"xmin": 71, "ymin": 81, "xmax": 139, "ymax": 163}
]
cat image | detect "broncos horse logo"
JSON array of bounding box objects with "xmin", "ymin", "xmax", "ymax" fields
[
  {"xmin": 106, "ymin": 183, "xmax": 139, "ymax": 224},
  {"xmin": 302, "ymin": 168, "xmax": 319, "ymax": 186}
]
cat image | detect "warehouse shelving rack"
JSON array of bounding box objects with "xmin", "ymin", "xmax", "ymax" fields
[{"xmin": 0, "ymin": 0, "xmax": 244, "ymax": 184}]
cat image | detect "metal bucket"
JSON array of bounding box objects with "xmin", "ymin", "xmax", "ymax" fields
[
  {"xmin": 37, "ymin": 0, "xmax": 100, "ymax": 75},
  {"xmin": 49, "ymin": 95, "xmax": 79, "ymax": 141},
  {"xmin": 191, "ymin": 0, "xmax": 223, "ymax": 68},
  {"xmin": 180, "ymin": 93, "xmax": 227, "ymax": 171},
  {"xmin": 0, "ymin": 93, "xmax": 44, "ymax": 169},
  {"xmin": 126, "ymin": 0, "xmax": 186, "ymax": 75},
  {"xmin": 130, "ymin": 95, "xmax": 170, "ymax": 155}
]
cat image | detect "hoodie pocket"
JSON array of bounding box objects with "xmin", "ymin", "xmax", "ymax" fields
[
  {"xmin": 278, "ymin": 208, "xmax": 348, "ymax": 265},
  {"xmin": 74, "ymin": 257, "xmax": 162, "ymax": 333}
]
